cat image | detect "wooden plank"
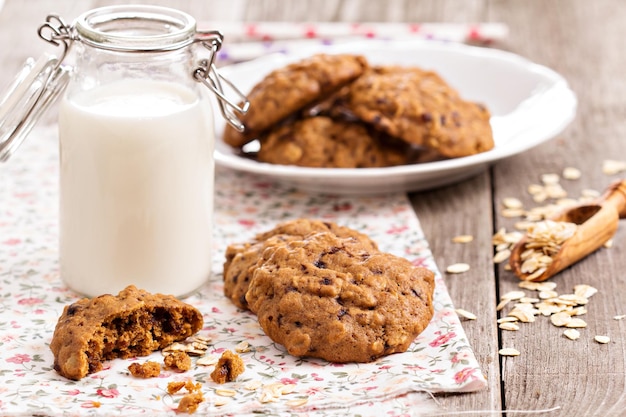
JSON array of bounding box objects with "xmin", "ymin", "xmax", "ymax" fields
[
  {"xmin": 489, "ymin": 0, "xmax": 626, "ymax": 415},
  {"xmin": 410, "ymin": 173, "xmax": 502, "ymax": 413}
]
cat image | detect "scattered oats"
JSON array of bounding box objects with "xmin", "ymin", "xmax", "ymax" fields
[
  {"xmin": 541, "ymin": 173, "xmax": 560, "ymax": 185},
  {"xmin": 518, "ymin": 281, "xmax": 541, "ymax": 290},
  {"xmin": 163, "ymin": 343, "xmax": 188, "ymax": 354},
  {"xmin": 602, "ymin": 159, "xmax": 626, "ymax": 175},
  {"xmin": 287, "ymin": 398, "xmax": 309, "ymax": 408},
  {"xmin": 446, "ymin": 263, "xmax": 470, "ymax": 274},
  {"xmin": 535, "ymin": 282, "xmax": 558, "ymax": 291},
  {"xmin": 594, "ymin": 335, "xmax": 611, "ymax": 344},
  {"xmin": 499, "ymin": 322, "xmax": 520, "ymax": 331},
  {"xmin": 257, "ymin": 382, "xmax": 295, "ymax": 403},
  {"xmin": 503, "ymin": 197, "xmax": 524, "ymax": 209},
  {"xmin": 501, "ymin": 208, "xmax": 526, "ymax": 218},
  {"xmin": 213, "ymin": 397, "xmax": 231, "ymax": 406},
  {"xmin": 533, "ymin": 191, "xmax": 549, "ymax": 203},
  {"xmin": 536, "ymin": 302, "xmax": 564, "ymax": 316},
  {"xmin": 573, "ymin": 284, "xmax": 598, "ymax": 299},
  {"xmin": 539, "ymin": 290, "xmax": 559, "ymax": 299},
  {"xmin": 258, "ymin": 390, "xmax": 278, "ymax": 404},
  {"xmin": 550, "ymin": 312, "xmax": 573, "ymax": 327},
  {"xmin": 563, "ymin": 329, "xmax": 580, "ymax": 340},
  {"xmin": 196, "ymin": 354, "xmax": 219, "ymax": 366},
  {"xmin": 493, "ymin": 249, "xmax": 511, "ymax": 264},
  {"xmin": 504, "ymin": 263, "xmax": 512, "ymax": 271},
  {"xmin": 556, "ymin": 198, "xmax": 579, "ymax": 207},
  {"xmin": 604, "ymin": 239, "xmax": 613, "ymax": 248},
  {"xmin": 496, "ymin": 242, "xmax": 511, "ymax": 252},
  {"xmin": 614, "ymin": 315, "xmax": 626, "ymax": 321},
  {"xmin": 455, "ymin": 308, "xmax": 477, "ymax": 320},
  {"xmin": 520, "ymin": 297, "xmax": 540, "ymax": 303},
  {"xmin": 525, "ymin": 267, "xmax": 547, "ymax": 281},
  {"xmin": 190, "ymin": 335, "xmax": 211, "ymax": 344},
  {"xmin": 544, "ymin": 183, "xmax": 567, "ymax": 199},
  {"xmin": 515, "ymin": 220, "xmax": 536, "ymax": 230},
  {"xmin": 452, "ymin": 234, "xmax": 474, "ymax": 243},
  {"xmin": 497, "ymin": 316, "xmax": 519, "ymax": 323},
  {"xmin": 278, "ymin": 384, "xmax": 296, "ymax": 395},
  {"xmin": 559, "ymin": 294, "xmax": 589, "ymax": 305},
  {"xmin": 235, "ymin": 341, "xmax": 251, "ymax": 353},
  {"xmin": 568, "ymin": 306, "xmax": 588, "ymax": 316},
  {"xmin": 508, "ymin": 307, "xmax": 536, "ymax": 323},
  {"xmin": 501, "ymin": 290, "xmax": 526, "ymax": 301},
  {"xmin": 499, "ymin": 348, "xmax": 520, "ymax": 357},
  {"xmin": 581, "ymin": 188, "xmax": 601, "ymax": 199},
  {"xmin": 496, "ymin": 299, "xmax": 511, "ymax": 311},
  {"xmin": 492, "ymin": 227, "xmax": 507, "ymax": 244},
  {"xmin": 244, "ymin": 380, "xmax": 263, "ymax": 391},
  {"xmin": 562, "ymin": 167, "xmax": 582, "ymax": 180},
  {"xmin": 215, "ymin": 389, "xmax": 237, "ymax": 397},
  {"xmin": 527, "ymin": 183, "xmax": 544, "ymax": 195},
  {"xmin": 565, "ymin": 318, "xmax": 587, "ymax": 328}
]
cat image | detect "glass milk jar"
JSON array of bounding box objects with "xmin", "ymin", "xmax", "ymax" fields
[{"xmin": 0, "ymin": 5, "xmax": 247, "ymax": 297}]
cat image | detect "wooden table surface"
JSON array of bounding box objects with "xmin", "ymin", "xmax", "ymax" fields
[{"xmin": 1, "ymin": 1, "xmax": 624, "ymax": 416}]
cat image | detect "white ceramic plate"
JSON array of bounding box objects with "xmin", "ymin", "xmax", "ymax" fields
[{"xmin": 213, "ymin": 40, "xmax": 577, "ymax": 195}]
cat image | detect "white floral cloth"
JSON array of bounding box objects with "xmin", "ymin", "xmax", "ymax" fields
[{"xmin": 0, "ymin": 126, "xmax": 486, "ymax": 416}]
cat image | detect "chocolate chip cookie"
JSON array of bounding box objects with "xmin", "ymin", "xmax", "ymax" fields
[
  {"xmin": 345, "ymin": 65, "xmax": 494, "ymax": 158},
  {"xmin": 50, "ymin": 285, "xmax": 203, "ymax": 380},
  {"xmin": 222, "ymin": 53, "xmax": 368, "ymax": 148},
  {"xmin": 223, "ymin": 219, "xmax": 377, "ymax": 310},
  {"xmin": 256, "ymin": 116, "xmax": 412, "ymax": 168},
  {"xmin": 244, "ymin": 231, "xmax": 435, "ymax": 363}
]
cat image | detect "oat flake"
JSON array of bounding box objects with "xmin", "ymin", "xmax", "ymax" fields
[{"xmin": 446, "ymin": 263, "xmax": 470, "ymax": 274}]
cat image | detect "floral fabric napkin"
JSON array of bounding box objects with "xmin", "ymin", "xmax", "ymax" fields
[{"xmin": 0, "ymin": 126, "xmax": 485, "ymax": 416}]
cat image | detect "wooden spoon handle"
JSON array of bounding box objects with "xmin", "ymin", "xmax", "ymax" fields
[{"xmin": 600, "ymin": 179, "xmax": 626, "ymax": 218}]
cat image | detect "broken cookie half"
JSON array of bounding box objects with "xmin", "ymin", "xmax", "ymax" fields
[{"xmin": 50, "ymin": 285, "xmax": 203, "ymax": 380}]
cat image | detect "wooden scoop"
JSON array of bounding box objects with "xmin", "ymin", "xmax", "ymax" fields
[{"xmin": 509, "ymin": 179, "xmax": 626, "ymax": 282}]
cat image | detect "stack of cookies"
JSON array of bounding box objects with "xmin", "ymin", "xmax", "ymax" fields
[
  {"xmin": 223, "ymin": 53, "xmax": 494, "ymax": 168},
  {"xmin": 223, "ymin": 219, "xmax": 436, "ymax": 363}
]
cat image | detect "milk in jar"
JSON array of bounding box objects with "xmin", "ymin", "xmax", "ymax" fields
[
  {"xmin": 0, "ymin": 5, "xmax": 248, "ymax": 297},
  {"xmin": 58, "ymin": 79, "xmax": 214, "ymax": 297}
]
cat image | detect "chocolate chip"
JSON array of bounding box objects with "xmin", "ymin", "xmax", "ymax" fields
[
  {"xmin": 314, "ymin": 259, "xmax": 327, "ymax": 269},
  {"xmin": 66, "ymin": 304, "xmax": 80, "ymax": 316}
]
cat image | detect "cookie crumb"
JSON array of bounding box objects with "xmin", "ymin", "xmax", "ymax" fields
[
  {"xmin": 210, "ymin": 350, "xmax": 245, "ymax": 384},
  {"xmin": 164, "ymin": 351, "xmax": 192, "ymax": 372},
  {"xmin": 177, "ymin": 391, "xmax": 204, "ymax": 414},
  {"xmin": 128, "ymin": 361, "xmax": 161, "ymax": 378},
  {"xmin": 168, "ymin": 380, "xmax": 201, "ymax": 396},
  {"xmin": 167, "ymin": 381, "xmax": 186, "ymax": 395}
]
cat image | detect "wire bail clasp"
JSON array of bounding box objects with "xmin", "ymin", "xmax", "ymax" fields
[
  {"xmin": 192, "ymin": 31, "xmax": 249, "ymax": 132},
  {"xmin": 38, "ymin": 15, "xmax": 76, "ymax": 69}
]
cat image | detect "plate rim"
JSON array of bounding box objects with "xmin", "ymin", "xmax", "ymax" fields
[{"xmin": 213, "ymin": 39, "xmax": 577, "ymax": 190}]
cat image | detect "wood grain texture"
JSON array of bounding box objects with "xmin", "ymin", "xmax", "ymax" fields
[{"xmin": 1, "ymin": 0, "xmax": 624, "ymax": 415}]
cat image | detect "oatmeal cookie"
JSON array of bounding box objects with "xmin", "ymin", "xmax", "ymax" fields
[
  {"xmin": 223, "ymin": 219, "xmax": 377, "ymax": 310},
  {"xmin": 222, "ymin": 53, "xmax": 368, "ymax": 147},
  {"xmin": 345, "ymin": 65, "xmax": 494, "ymax": 158},
  {"xmin": 256, "ymin": 116, "xmax": 411, "ymax": 168},
  {"xmin": 50, "ymin": 285, "xmax": 203, "ymax": 380},
  {"xmin": 244, "ymin": 231, "xmax": 435, "ymax": 363}
]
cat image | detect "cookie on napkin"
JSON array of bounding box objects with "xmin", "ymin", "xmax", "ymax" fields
[{"xmin": 50, "ymin": 285, "xmax": 203, "ymax": 380}]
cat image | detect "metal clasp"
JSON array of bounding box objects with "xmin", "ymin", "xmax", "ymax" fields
[
  {"xmin": 0, "ymin": 15, "xmax": 74, "ymax": 162},
  {"xmin": 38, "ymin": 15, "xmax": 76, "ymax": 71},
  {"xmin": 192, "ymin": 31, "xmax": 249, "ymax": 132}
]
